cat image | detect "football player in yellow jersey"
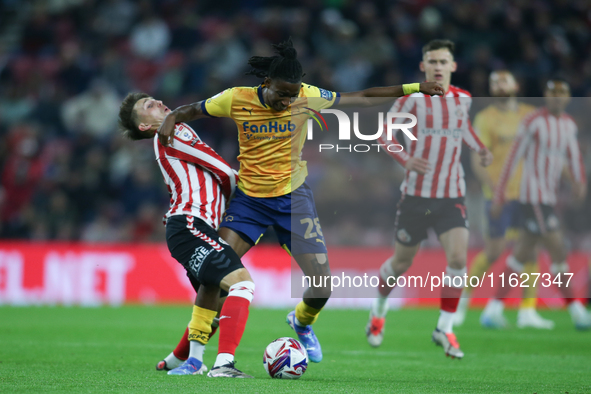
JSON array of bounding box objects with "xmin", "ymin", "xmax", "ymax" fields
[
  {"xmin": 454, "ymin": 70, "xmax": 554, "ymax": 329},
  {"xmin": 157, "ymin": 39, "xmax": 444, "ymax": 363}
]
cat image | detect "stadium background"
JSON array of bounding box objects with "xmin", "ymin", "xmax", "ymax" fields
[{"xmin": 0, "ymin": 0, "xmax": 590, "ymax": 306}]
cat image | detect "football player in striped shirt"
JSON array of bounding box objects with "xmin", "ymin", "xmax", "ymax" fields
[
  {"xmin": 366, "ymin": 39, "xmax": 493, "ymax": 359},
  {"xmin": 118, "ymin": 93, "xmax": 256, "ymax": 378},
  {"xmin": 156, "ymin": 38, "xmax": 444, "ymax": 363},
  {"xmin": 488, "ymin": 79, "xmax": 591, "ymax": 330},
  {"xmin": 454, "ymin": 70, "xmax": 554, "ymax": 330}
]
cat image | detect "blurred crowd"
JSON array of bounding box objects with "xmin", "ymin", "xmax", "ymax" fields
[{"xmin": 1, "ymin": 0, "xmax": 591, "ymax": 247}]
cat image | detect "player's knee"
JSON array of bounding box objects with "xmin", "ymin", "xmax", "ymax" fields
[
  {"xmin": 393, "ymin": 257, "xmax": 413, "ymax": 274},
  {"xmin": 228, "ymin": 280, "xmax": 255, "ymax": 302},
  {"xmin": 235, "ymin": 268, "xmax": 253, "ymax": 283},
  {"xmin": 485, "ymin": 249, "xmax": 502, "ymax": 265},
  {"xmin": 447, "ymin": 253, "xmax": 467, "ymax": 269},
  {"xmin": 221, "ymin": 268, "xmax": 254, "ymax": 291}
]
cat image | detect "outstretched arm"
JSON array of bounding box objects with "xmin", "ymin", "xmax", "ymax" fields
[
  {"xmin": 339, "ymin": 82, "xmax": 444, "ymax": 105},
  {"xmin": 157, "ymin": 101, "xmax": 207, "ymax": 146}
]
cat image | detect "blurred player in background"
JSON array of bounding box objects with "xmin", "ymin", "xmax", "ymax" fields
[
  {"xmin": 487, "ymin": 79, "xmax": 591, "ymax": 330},
  {"xmin": 365, "ymin": 39, "xmax": 492, "ymax": 359},
  {"xmin": 157, "ymin": 39, "xmax": 444, "ymax": 363},
  {"xmin": 454, "ymin": 70, "xmax": 554, "ymax": 329},
  {"xmin": 118, "ymin": 93, "xmax": 255, "ymax": 378}
]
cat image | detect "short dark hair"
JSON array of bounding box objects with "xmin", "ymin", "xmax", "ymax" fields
[
  {"xmin": 118, "ymin": 92, "xmax": 150, "ymax": 140},
  {"xmin": 422, "ymin": 39, "xmax": 455, "ymax": 56}
]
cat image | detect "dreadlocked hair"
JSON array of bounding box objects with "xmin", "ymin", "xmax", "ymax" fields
[{"xmin": 246, "ymin": 38, "xmax": 303, "ymax": 83}]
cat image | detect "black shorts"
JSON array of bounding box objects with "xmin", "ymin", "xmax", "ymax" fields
[
  {"xmin": 521, "ymin": 203, "xmax": 560, "ymax": 235},
  {"xmin": 166, "ymin": 215, "xmax": 244, "ymax": 289},
  {"xmin": 395, "ymin": 196, "xmax": 469, "ymax": 246}
]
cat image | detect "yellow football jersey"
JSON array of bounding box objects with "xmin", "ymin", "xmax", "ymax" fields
[
  {"xmin": 474, "ymin": 102, "xmax": 536, "ymax": 200},
  {"xmin": 202, "ymin": 84, "xmax": 339, "ymax": 197}
]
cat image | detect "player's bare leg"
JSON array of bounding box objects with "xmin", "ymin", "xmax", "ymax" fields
[
  {"xmin": 218, "ymin": 227, "xmax": 253, "ymax": 258},
  {"xmin": 433, "ymin": 227, "xmax": 468, "ymax": 359},
  {"xmin": 455, "ymin": 236, "xmax": 506, "ymax": 326},
  {"xmin": 482, "ymin": 231, "xmax": 537, "ymax": 328},
  {"xmin": 540, "ymin": 231, "xmax": 591, "ymax": 330},
  {"xmin": 367, "ymin": 242, "xmax": 420, "ymax": 347},
  {"xmin": 287, "ymin": 253, "xmax": 332, "ymax": 363},
  {"xmin": 508, "ymin": 234, "xmax": 553, "ymax": 329}
]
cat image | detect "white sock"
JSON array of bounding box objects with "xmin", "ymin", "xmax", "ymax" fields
[
  {"xmin": 189, "ymin": 341, "xmax": 205, "ymax": 361},
  {"xmin": 437, "ymin": 310, "xmax": 454, "ymax": 333},
  {"xmin": 214, "ymin": 352, "xmax": 234, "ymax": 368},
  {"xmin": 484, "ymin": 299, "xmax": 504, "ymax": 315},
  {"xmin": 294, "ymin": 316, "xmax": 305, "ymax": 327},
  {"xmin": 163, "ymin": 352, "xmax": 184, "ymax": 369},
  {"xmin": 371, "ymin": 297, "xmax": 389, "ymax": 318},
  {"xmin": 568, "ymin": 300, "xmax": 585, "ymax": 318}
]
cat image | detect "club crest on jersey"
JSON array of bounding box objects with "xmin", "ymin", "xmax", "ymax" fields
[
  {"xmin": 207, "ymin": 90, "xmax": 226, "ymax": 103},
  {"xmin": 175, "ymin": 129, "xmax": 193, "ymax": 142},
  {"xmin": 456, "ymin": 108, "xmax": 464, "ymax": 118},
  {"xmin": 397, "ymin": 229, "xmax": 411, "ymax": 243},
  {"xmin": 525, "ymin": 219, "xmax": 539, "ymax": 233},
  {"xmin": 547, "ymin": 215, "xmax": 559, "ymax": 230}
]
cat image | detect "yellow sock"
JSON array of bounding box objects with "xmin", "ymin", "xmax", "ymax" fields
[
  {"xmin": 520, "ymin": 261, "xmax": 539, "ymax": 309},
  {"xmin": 188, "ymin": 306, "xmax": 217, "ymax": 345},
  {"xmin": 295, "ymin": 301, "xmax": 321, "ymax": 326},
  {"xmin": 466, "ymin": 252, "xmax": 490, "ymax": 294}
]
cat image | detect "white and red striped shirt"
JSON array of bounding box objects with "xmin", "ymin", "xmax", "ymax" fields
[
  {"xmin": 154, "ymin": 123, "xmax": 237, "ymax": 229},
  {"xmin": 493, "ymin": 107, "xmax": 586, "ymax": 206},
  {"xmin": 380, "ymin": 85, "xmax": 484, "ymax": 198}
]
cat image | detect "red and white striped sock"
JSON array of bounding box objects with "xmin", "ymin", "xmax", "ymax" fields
[{"xmin": 214, "ymin": 281, "xmax": 255, "ymax": 368}]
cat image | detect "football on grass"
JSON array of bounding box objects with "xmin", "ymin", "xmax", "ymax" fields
[{"xmin": 263, "ymin": 337, "xmax": 308, "ymax": 379}]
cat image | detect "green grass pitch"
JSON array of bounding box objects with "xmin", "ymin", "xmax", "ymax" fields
[{"xmin": 1, "ymin": 306, "xmax": 590, "ymax": 393}]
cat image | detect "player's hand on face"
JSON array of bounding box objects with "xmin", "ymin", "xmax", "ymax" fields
[
  {"xmin": 157, "ymin": 113, "xmax": 176, "ymax": 147},
  {"xmin": 490, "ymin": 202, "xmax": 504, "ymax": 219},
  {"xmin": 419, "ymin": 82, "xmax": 445, "ymax": 96},
  {"xmin": 405, "ymin": 157, "xmax": 431, "ymax": 174},
  {"xmin": 479, "ymin": 148, "xmax": 493, "ymax": 167}
]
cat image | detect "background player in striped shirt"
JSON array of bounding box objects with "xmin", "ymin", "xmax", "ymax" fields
[
  {"xmin": 366, "ymin": 39, "xmax": 493, "ymax": 359},
  {"xmin": 156, "ymin": 39, "xmax": 444, "ymax": 363},
  {"xmin": 118, "ymin": 93, "xmax": 256, "ymax": 378},
  {"xmin": 453, "ymin": 71, "xmax": 554, "ymax": 330},
  {"xmin": 487, "ymin": 79, "xmax": 591, "ymax": 330}
]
